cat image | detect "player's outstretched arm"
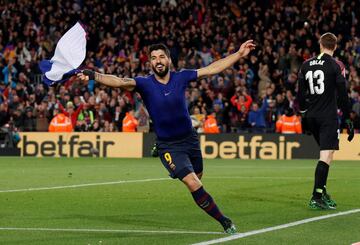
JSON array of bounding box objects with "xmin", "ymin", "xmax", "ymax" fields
[
  {"xmin": 197, "ymin": 40, "xmax": 255, "ymax": 78},
  {"xmin": 77, "ymin": 70, "xmax": 136, "ymax": 91}
]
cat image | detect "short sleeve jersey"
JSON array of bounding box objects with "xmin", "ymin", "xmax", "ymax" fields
[{"xmin": 134, "ymin": 70, "xmax": 197, "ymax": 140}]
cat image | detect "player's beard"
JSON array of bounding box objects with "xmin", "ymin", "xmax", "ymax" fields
[{"xmin": 152, "ymin": 63, "xmax": 169, "ymax": 78}]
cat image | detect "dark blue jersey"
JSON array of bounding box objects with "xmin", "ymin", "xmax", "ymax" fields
[{"xmin": 135, "ymin": 69, "xmax": 197, "ymax": 140}]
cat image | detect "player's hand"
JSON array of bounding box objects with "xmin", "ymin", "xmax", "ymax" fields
[
  {"xmin": 238, "ymin": 40, "xmax": 256, "ymax": 58},
  {"xmin": 345, "ymin": 119, "xmax": 354, "ymax": 142},
  {"xmin": 77, "ymin": 69, "xmax": 95, "ymax": 82},
  {"xmin": 77, "ymin": 72, "xmax": 89, "ymax": 82}
]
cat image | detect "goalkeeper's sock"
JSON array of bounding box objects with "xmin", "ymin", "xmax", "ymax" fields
[
  {"xmin": 323, "ymin": 163, "xmax": 330, "ymax": 194},
  {"xmin": 191, "ymin": 186, "xmax": 225, "ymax": 223},
  {"xmin": 312, "ymin": 161, "xmax": 329, "ymax": 199}
]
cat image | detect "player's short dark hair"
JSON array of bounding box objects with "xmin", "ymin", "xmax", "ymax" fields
[
  {"xmin": 148, "ymin": 43, "xmax": 170, "ymax": 58},
  {"xmin": 319, "ymin": 32, "xmax": 337, "ymax": 51}
]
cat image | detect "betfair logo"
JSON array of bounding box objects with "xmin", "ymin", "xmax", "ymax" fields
[
  {"xmin": 22, "ymin": 135, "xmax": 115, "ymax": 157},
  {"xmin": 200, "ymin": 135, "xmax": 300, "ymax": 160}
]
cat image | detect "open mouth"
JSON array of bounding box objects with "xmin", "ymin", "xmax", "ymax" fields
[{"xmin": 156, "ymin": 64, "xmax": 164, "ymax": 69}]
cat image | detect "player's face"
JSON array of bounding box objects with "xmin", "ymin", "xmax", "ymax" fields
[{"xmin": 150, "ymin": 50, "xmax": 170, "ymax": 78}]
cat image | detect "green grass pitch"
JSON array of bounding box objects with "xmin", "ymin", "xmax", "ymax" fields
[{"xmin": 0, "ymin": 157, "xmax": 359, "ymax": 244}]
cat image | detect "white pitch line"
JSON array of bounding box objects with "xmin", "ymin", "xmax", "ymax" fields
[
  {"xmin": 0, "ymin": 178, "xmax": 170, "ymax": 193},
  {"xmin": 2, "ymin": 176, "xmax": 358, "ymax": 194},
  {"xmin": 206, "ymin": 176, "xmax": 313, "ymax": 180},
  {"xmin": 0, "ymin": 176, "xmax": 312, "ymax": 194},
  {"xmin": 192, "ymin": 208, "xmax": 360, "ymax": 245},
  {"xmin": 0, "ymin": 176, "xmax": 348, "ymax": 194},
  {"xmin": 207, "ymin": 176, "xmax": 360, "ymax": 180},
  {"xmin": 0, "ymin": 227, "xmax": 224, "ymax": 235}
]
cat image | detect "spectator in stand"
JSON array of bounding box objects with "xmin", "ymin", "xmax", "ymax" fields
[
  {"xmin": 244, "ymin": 63, "xmax": 254, "ymax": 88},
  {"xmin": 275, "ymin": 107, "xmax": 302, "ymax": 134},
  {"xmin": 2, "ymin": 59, "xmax": 17, "ymax": 88},
  {"xmin": 10, "ymin": 109, "xmax": 23, "ymax": 130},
  {"xmin": 21, "ymin": 106, "xmax": 36, "ymax": 132},
  {"xmin": 229, "ymin": 101, "xmax": 249, "ymax": 132},
  {"xmin": 91, "ymin": 119, "xmax": 102, "ymax": 132},
  {"xmin": 33, "ymin": 99, "xmax": 51, "ymax": 132},
  {"xmin": 350, "ymin": 111, "xmax": 360, "ymax": 132},
  {"xmin": 103, "ymin": 121, "xmax": 116, "ymax": 132},
  {"xmin": 77, "ymin": 103, "xmax": 94, "ymax": 132},
  {"xmin": 191, "ymin": 106, "xmax": 205, "ymax": 133},
  {"xmin": 0, "ymin": 81, "xmax": 6, "ymax": 96},
  {"xmin": 266, "ymin": 98, "xmax": 278, "ymax": 132},
  {"xmin": 48, "ymin": 109, "xmax": 73, "ymax": 132},
  {"xmin": 230, "ymin": 89, "xmax": 252, "ymax": 114},
  {"xmin": 0, "ymin": 102, "xmax": 10, "ymax": 127},
  {"xmin": 248, "ymin": 98, "xmax": 268, "ymax": 133},
  {"xmin": 213, "ymin": 103, "xmax": 225, "ymax": 132},
  {"xmin": 203, "ymin": 112, "xmax": 220, "ymax": 134},
  {"xmin": 197, "ymin": 46, "xmax": 213, "ymax": 67},
  {"xmin": 113, "ymin": 105, "xmax": 126, "ymax": 131},
  {"xmin": 284, "ymin": 90, "xmax": 299, "ymax": 112},
  {"xmin": 275, "ymin": 93, "xmax": 287, "ymax": 116},
  {"xmin": 122, "ymin": 108, "xmax": 138, "ymax": 132},
  {"xmin": 257, "ymin": 63, "xmax": 271, "ymax": 98},
  {"xmin": 351, "ymin": 91, "xmax": 360, "ymax": 116},
  {"xmin": 58, "ymin": 101, "xmax": 84, "ymax": 129}
]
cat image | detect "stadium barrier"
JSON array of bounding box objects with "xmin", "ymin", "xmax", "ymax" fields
[
  {"xmin": 143, "ymin": 133, "xmax": 319, "ymax": 160},
  {"xmin": 334, "ymin": 134, "xmax": 360, "ymax": 160},
  {"xmin": 143, "ymin": 133, "xmax": 360, "ymax": 160},
  {"xmin": 18, "ymin": 132, "xmax": 359, "ymax": 160},
  {"xmin": 19, "ymin": 132, "xmax": 143, "ymax": 158}
]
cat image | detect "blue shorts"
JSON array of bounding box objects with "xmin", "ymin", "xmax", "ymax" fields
[{"xmin": 156, "ymin": 130, "xmax": 203, "ymax": 180}]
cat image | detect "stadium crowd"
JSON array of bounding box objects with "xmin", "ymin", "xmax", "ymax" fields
[{"xmin": 0, "ymin": 0, "xmax": 360, "ymax": 133}]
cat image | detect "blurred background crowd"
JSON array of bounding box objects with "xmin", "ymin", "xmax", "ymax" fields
[{"xmin": 0, "ymin": 0, "xmax": 360, "ymax": 134}]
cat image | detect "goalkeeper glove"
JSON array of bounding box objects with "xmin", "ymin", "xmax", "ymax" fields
[{"xmin": 345, "ymin": 119, "xmax": 354, "ymax": 142}]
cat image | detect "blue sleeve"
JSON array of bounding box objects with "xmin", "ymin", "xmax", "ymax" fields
[
  {"xmin": 134, "ymin": 76, "xmax": 147, "ymax": 94},
  {"xmin": 179, "ymin": 69, "xmax": 197, "ymax": 84}
]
